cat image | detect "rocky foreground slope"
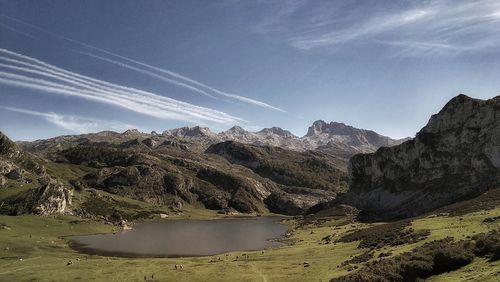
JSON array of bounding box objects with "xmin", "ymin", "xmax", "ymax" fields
[
  {"xmin": 1, "ymin": 127, "xmax": 351, "ymax": 217},
  {"xmin": 338, "ymin": 94, "xmax": 500, "ymax": 220},
  {"xmin": 0, "ymin": 133, "xmax": 72, "ymax": 215}
]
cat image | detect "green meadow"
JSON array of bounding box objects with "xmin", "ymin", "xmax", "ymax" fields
[{"xmin": 0, "ymin": 204, "xmax": 498, "ymax": 281}]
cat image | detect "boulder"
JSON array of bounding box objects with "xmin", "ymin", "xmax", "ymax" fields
[{"xmin": 30, "ymin": 179, "xmax": 73, "ymax": 215}]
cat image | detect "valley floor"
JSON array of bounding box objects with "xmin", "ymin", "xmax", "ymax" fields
[{"xmin": 0, "ymin": 204, "xmax": 499, "ymax": 281}]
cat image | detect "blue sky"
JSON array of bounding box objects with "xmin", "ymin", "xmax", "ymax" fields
[{"xmin": 1, "ymin": 0, "xmax": 500, "ymax": 141}]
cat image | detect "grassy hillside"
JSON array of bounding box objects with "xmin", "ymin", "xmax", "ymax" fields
[{"xmin": 0, "ymin": 196, "xmax": 498, "ymax": 281}]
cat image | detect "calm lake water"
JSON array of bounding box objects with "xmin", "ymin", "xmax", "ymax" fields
[{"xmin": 69, "ymin": 217, "xmax": 288, "ymax": 257}]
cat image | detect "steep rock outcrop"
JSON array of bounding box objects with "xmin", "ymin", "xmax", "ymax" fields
[
  {"xmin": 305, "ymin": 120, "xmax": 402, "ymax": 154},
  {"xmin": 29, "ymin": 179, "xmax": 73, "ymax": 215},
  {"xmin": 341, "ymin": 94, "xmax": 500, "ymax": 219},
  {"xmin": 0, "ymin": 132, "xmax": 22, "ymax": 158},
  {"xmin": 1, "ymin": 132, "xmax": 72, "ymax": 215}
]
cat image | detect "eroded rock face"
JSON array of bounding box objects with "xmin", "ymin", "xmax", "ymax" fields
[
  {"xmin": 304, "ymin": 120, "xmax": 402, "ymax": 154},
  {"xmin": 1, "ymin": 132, "xmax": 72, "ymax": 215},
  {"xmin": 0, "ymin": 132, "xmax": 21, "ymax": 159},
  {"xmin": 30, "ymin": 180, "xmax": 73, "ymax": 215},
  {"xmin": 342, "ymin": 94, "xmax": 500, "ymax": 219}
]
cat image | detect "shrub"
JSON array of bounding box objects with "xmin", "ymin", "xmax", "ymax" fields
[
  {"xmin": 337, "ymin": 220, "xmax": 430, "ymax": 249},
  {"xmin": 331, "ymin": 237, "xmax": 477, "ymax": 282},
  {"xmin": 473, "ymin": 230, "xmax": 500, "ymax": 261}
]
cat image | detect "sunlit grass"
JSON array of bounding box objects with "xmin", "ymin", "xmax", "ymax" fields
[{"xmin": 0, "ymin": 206, "xmax": 498, "ymax": 281}]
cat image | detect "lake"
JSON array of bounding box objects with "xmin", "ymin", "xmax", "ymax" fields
[{"xmin": 69, "ymin": 217, "xmax": 288, "ymax": 257}]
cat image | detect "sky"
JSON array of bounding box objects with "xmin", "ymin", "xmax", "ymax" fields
[{"xmin": 1, "ymin": 0, "xmax": 500, "ymax": 141}]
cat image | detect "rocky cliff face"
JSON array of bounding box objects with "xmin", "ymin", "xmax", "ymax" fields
[
  {"xmin": 305, "ymin": 120, "xmax": 402, "ymax": 156},
  {"xmin": 341, "ymin": 94, "xmax": 500, "ymax": 219}
]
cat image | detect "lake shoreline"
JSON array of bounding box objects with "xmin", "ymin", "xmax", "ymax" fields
[{"xmin": 67, "ymin": 216, "xmax": 290, "ymax": 258}]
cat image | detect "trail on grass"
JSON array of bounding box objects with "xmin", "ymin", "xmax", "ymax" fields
[{"xmin": 250, "ymin": 262, "xmax": 268, "ymax": 282}]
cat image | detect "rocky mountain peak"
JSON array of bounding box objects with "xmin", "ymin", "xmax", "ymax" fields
[
  {"xmin": 303, "ymin": 120, "xmax": 401, "ymax": 153},
  {"xmin": 306, "ymin": 120, "xmax": 365, "ymax": 137},
  {"xmin": 163, "ymin": 126, "xmax": 214, "ymax": 138},
  {"xmin": 122, "ymin": 129, "xmax": 142, "ymax": 136},
  {"xmin": 421, "ymin": 94, "xmax": 500, "ymax": 134},
  {"xmin": 305, "ymin": 120, "xmax": 327, "ymax": 136},
  {"xmin": 225, "ymin": 126, "xmax": 247, "ymax": 135},
  {"xmin": 258, "ymin": 127, "xmax": 296, "ymax": 138}
]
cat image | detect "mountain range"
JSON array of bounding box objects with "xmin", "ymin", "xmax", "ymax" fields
[
  {"xmin": 1, "ymin": 94, "xmax": 499, "ymax": 222},
  {"xmin": 19, "ymin": 120, "xmax": 407, "ymax": 161}
]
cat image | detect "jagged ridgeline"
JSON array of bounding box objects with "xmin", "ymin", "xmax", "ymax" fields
[
  {"xmin": 2, "ymin": 118, "xmax": 402, "ymax": 219},
  {"xmin": 1, "ymin": 124, "xmax": 357, "ymax": 218}
]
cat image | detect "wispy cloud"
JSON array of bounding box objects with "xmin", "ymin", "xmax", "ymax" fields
[
  {"xmin": 0, "ymin": 15, "xmax": 284, "ymax": 112},
  {"xmin": 1, "ymin": 106, "xmax": 140, "ymax": 133},
  {"xmin": 253, "ymin": 0, "xmax": 500, "ymax": 56},
  {"xmin": 0, "ymin": 48, "xmax": 245, "ymax": 125},
  {"xmin": 290, "ymin": 8, "xmax": 433, "ymax": 50}
]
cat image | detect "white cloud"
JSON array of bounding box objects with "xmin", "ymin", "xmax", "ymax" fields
[
  {"xmin": 1, "ymin": 106, "xmax": 139, "ymax": 133},
  {"xmin": 253, "ymin": 0, "xmax": 500, "ymax": 56},
  {"xmin": 290, "ymin": 8, "xmax": 433, "ymax": 50}
]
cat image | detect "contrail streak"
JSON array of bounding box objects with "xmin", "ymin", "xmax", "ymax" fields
[
  {"xmin": 0, "ymin": 49, "xmax": 245, "ymax": 125},
  {"xmin": 75, "ymin": 51, "xmax": 217, "ymax": 99},
  {"xmin": 0, "ymin": 15, "xmax": 284, "ymax": 112},
  {"xmin": 0, "ymin": 49, "xmax": 242, "ymax": 123}
]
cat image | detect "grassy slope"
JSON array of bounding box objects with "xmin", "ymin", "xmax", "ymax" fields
[
  {"xmin": 0, "ymin": 205, "xmax": 498, "ymax": 281},
  {"xmin": 0, "ymin": 160, "xmax": 498, "ymax": 281}
]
